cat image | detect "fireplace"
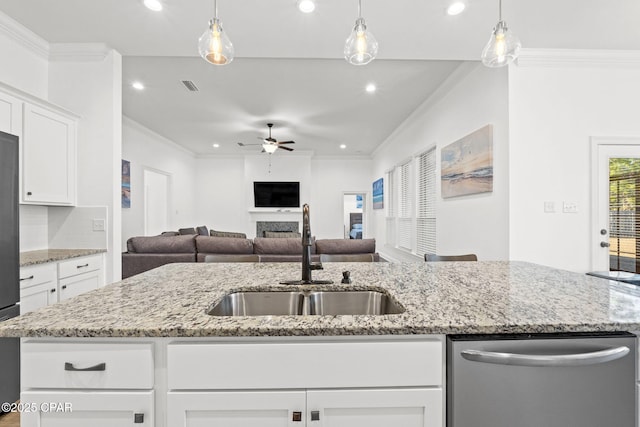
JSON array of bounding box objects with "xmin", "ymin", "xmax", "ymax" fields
[{"xmin": 256, "ymin": 221, "xmax": 299, "ymax": 237}]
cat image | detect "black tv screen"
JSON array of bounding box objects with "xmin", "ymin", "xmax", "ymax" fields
[{"xmin": 254, "ymin": 182, "xmax": 300, "ymax": 208}]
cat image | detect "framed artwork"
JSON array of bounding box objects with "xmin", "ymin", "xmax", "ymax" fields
[
  {"xmin": 372, "ymin": 177, "xmax": 384, "ymax": 209},
  {"xmin": 122, "ymin": 159, "xmax": 131, "ymax": 208},
  {"xmin": 441, "ymin": 125, "xmax": 493, "ymax": 198}
]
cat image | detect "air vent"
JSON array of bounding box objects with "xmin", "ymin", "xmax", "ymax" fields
[{"xmin": 181, "ymin": 80, "xmax": 199, "ymax": 92}]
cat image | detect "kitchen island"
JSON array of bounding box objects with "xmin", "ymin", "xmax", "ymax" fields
[{"xmin": 1, "ymin": 261, "xmax": 639, "ymax": 427}]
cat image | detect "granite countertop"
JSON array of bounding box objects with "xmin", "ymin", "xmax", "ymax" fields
[
  {"xmin": 1, "ymin": 261, "xmax": 640, "ymax": 338},
  {"xmin": 20, "ymin": 249, "xmax": 107, "ymax": 267}
]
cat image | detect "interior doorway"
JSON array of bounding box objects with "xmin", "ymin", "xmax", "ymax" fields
[
  {"xmin": 143, "ymin": 168, "xmax": 169, "ymax": 236},
  {"xmin": 343, "ymin": 192, "xmax": 366, "ymax": 239},
  {"xmin": 592, "ymin": 139, "xmax": 640, "ymax": 272}
]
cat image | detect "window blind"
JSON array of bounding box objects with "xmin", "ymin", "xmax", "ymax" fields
[
  {"xmin": 398, "ymin": 161, "xmax": 412, "ymax": 250},
  {"xmin": 416, "ymin": 148, "xmax": 436, "ymax": 256}
]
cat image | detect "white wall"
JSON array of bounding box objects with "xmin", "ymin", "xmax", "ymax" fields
[
  {"xmin": 48, "ymin": 46, "xmax": 123, "ymax": 283},
  {"xmin": 509, "ymin": 50, "xmax": 640, "ymax": 273},
  {"xmin": 122, "ymin": 117, "xmax": 197, "ymax": 250},
  {"xmin": 311, "ymin": 158, "xmax": 372, "ymax": 239},
  {"xmin": 372, "ymin": 63, "xmax": 509, "ymax": 261}
]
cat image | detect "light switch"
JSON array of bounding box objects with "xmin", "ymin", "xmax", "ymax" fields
[
  {"xmin": 544, "ymin": 201, "xmax": 555, "ymax": 213},
  {"xmin": 562, "ymin": 202, "xmax": 578, "ymax": 213},
  {"xmin": 92, "ymin": 219, "xmax": 106, "ymax": 231}
]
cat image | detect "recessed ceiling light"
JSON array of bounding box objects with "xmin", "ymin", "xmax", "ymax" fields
[
  {"xmin": 297, "ymin": 0, "xmax": 315, "ymax": 13},
  {"xmin": 212, "ymin": 143, "xmax": 220, "ymax": 148},
  {"xmin": 365, "ymin": 83, "xmax": 376, "ymax": 93},
  {"xmin": 340, "ymin": 144, "xmax": 347, "ymax": 149},
  {"xmin": 132, "ymin": 81, "xmax": 145, "ymax": 90},
  {"xmin": 144, "ymin": 0, "xmax": 163, "ymax": 11},
  {"xmin": 446, "ymin": 1, "xmax": 466, "ymax": 16}
]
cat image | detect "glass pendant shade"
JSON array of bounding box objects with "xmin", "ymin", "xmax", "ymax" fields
[
  {"xmin": 481, "ymin": 20, "xmax": 521, "ymax": 67},
  {"xmin": 344, "ymin": 17, "xmax": 378, "ymax": 66},
  {"xmin": 263, "ymin": 143, "xmax": 278, "ymax": 154},
  {"xmin": 198, "ymin": 17, "xmax": 234, "ymax": 65}
]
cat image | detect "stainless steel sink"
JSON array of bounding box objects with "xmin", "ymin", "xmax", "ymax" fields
[
  {"xmin": 207, "ymin": 290, "xmax": 405, "ymax": 316},
  {"xmin": 207, "ymin": 291, "xmax": 304, "ymax": 316},
  {"xmin": 307, "ymin": 291, "xmax": 404, "ymax": 315}
]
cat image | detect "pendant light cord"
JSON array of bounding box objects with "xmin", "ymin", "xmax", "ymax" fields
[
  {"xmin": 358, "ymin": 0, "xmax": 362, "ymax": 18},
  {"xmin": 498, "ymin": 0, "xmax": 502, "ymax": 21},
  {"xmin": 213, "ymin": 0, "xmax": 218, "ymax": 19}
]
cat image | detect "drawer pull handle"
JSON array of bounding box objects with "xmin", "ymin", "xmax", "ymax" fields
[
  {"xmin": 77, "ymin": 263, "xmax": 89, "ymax": 269},
  {"xmin": 292, "ymin": 411, "xmax": 302, "ymax": 422},
  {"xmin": 134, "ymin": 413, "xmax": 144, "ymax": 423},
  {"xmin": 20, "ymin": 275, "xmax": 35, "ymax": 281},
  {"xmin": 50, "ymin": 289, "xmax": 56, "ymax": 293},
  {"xmin": 64, "ymin": 362, "xmax": 106, "ymax": 372}
]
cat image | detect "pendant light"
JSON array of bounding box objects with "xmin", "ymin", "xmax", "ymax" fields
[
  {"xmin": 480, "ymin": 0, "xmax": 521, "ymax": 68},
  {"xmin": 198, "ymin": 0, "xmax": 234, "ymax": 65},
  {"xmin": 344, "ymin": 0, "xmax": 378, "ymax": 66}
]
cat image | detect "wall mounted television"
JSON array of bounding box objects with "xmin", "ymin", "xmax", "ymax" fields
[{"xmin": 253, "ymin": 181, "xmax": 300, "ymax": 208}]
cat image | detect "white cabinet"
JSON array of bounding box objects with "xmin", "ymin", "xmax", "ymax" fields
[
  {"xmin": 21, "ymin": 342, "xmax": 155, "ymax": 427},
  {"xmin": 20, "ymin": 391, "xmax": 154, "ymax": 426},
  {"xmin": 19, "ymin": 254, "xmax": 104, "ymax": 313},
  {"xmin": 168, "ymin": 391, "xmax": 306, "ymax": 427},
  {"xmin": 22, "ymin": 102, "xmax": 77, "ymax": 205},
  {"xmin": 0, "ymin": 90, "xmax": 22, "ymax": 137},
  {"xmin": 19, "ymin": 263, "xmax": 57, "ymax": 314},
  {"xmin": 167, "ymin": 338, "xmax": 444, "ymax": 427},
  {"xmin": 57, "ymin": 255, "xmax": 103, "ymax": 301},
  {"xmin": 168, "ymin": 389, "xmax": 440, "ymax": 427}
]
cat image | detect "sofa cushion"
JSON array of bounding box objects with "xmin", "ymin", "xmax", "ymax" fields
[
  {"xmin": 127, "ymin": 235, "xmax": 196, "ymax": 254},
  {"xmin": 196, "ymin": 236, "xmax": 253, "ymax": 254},
  {"xmin": 264, "ymin": 231, "xmax": 302, "ymax": 238},
  {"xmin": 210, "ymin": 230, "xmax": 247, "ymax": 239},
  {"xmin": 315, "ymin": 238, "xmax": 376, "ymax": 254},
  {"xmin": 253, "ymin": 237, "xmax": 314, "ymax": 255}
]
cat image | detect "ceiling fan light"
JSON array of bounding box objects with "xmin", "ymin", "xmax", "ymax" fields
[
  {"xmin": 263, "ymin": 143, "xmax": 278, "ymax": 154},
  {"xmin": 344, "ymin": 18, "xmax": 378, "ymax": 66},
  {"xmin": 481, "ymin": 20, "xmax": 521, "ymax": 67},
  {"xmin": 198, "ymin": 17, "xmax": 234, "ymax": 65}
]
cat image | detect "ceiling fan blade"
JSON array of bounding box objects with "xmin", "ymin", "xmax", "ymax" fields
[
  {"xmin": 278, "ymin": 145, "xmax": 294, "ymax": 152},
  {"xmin": 238, "ymin": 142, "xmax": 262, "ymax": 146},
  {"xmin": 277, "ymin": 141, "xmax": 295, "ymax": 145}
]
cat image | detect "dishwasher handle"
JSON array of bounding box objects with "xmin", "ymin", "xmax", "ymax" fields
[{"xmin": 460, "ymin": 345, "xmax": 630, "ymax": 367}]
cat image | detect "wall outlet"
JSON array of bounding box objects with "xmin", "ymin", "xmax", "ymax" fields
[
  {"xmin": 92, "ymin": 219, "xmax": 106, "ymax": 231},
  {"xmin": 544, "ymin": 201, "xmax": 555, "ymax": 213},
  {"xmin": 562, "ymin": 202, "xmax": 578, "ymax": 213}
]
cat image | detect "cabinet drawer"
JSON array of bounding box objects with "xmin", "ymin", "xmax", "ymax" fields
[
  {"xmin": 19, "ymin": 263, "xmax": 56, "ymax": 290},
  {"xmin": 20, "ymin": 282, "xmax": 56, "ymax": 314},
  {"xmin": 58, "ymin": 255, "xmax": 102, "ymax": 279},
  {"xmin": 168, "ymin": 338, "xmax": 443, "ymax": 390},
  {"xmin": 22, "ymin": 342, "xmax": 154, "ymax": 389}
]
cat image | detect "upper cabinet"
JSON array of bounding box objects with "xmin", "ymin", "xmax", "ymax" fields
[
  {"xmin": 0, "ymin": 84, "xmax": 78, "ymax": 206},
  {"xmin": 22, "ymin": 103, "xmax": 77, "ymax": 206}
]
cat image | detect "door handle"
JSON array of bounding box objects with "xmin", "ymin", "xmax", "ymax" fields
[
  {"xmin": 600, "ymin": 241, "xmax": 610, "ymax": 247},
  {"xmin": 461, "ymin": 346, "xmax": 630, "ymax": 367}
]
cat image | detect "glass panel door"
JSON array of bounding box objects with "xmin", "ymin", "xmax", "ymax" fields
[{"xmin": 609, "ymin": 158, "xmax": 640, "ymax": 273}]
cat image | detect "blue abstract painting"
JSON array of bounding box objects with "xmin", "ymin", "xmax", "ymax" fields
[{"xmin": 372, "ymin": 178, "xmax": 384, "ymax": 209}]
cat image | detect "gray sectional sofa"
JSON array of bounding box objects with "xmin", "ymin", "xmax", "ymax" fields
[{"xmin": 122, "ymin": 235, "xmax": 379, "ymax": 279}]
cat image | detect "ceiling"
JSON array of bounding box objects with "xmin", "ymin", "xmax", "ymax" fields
[{"xmin": 0, "ymin": 0, "xmax": 638, "ymax": 156}]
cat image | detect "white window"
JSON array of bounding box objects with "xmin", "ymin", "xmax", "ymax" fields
[
  {"xmin": 416, "ymin": 148, "xmax": 436, "ymax": 256},
  {"xmin": 397, "ymin": 161, "xmax": 413, "ymax": 250},
  {"xmin": 385, "ymin": 169, "xmax": 396, "ymax": 245}
]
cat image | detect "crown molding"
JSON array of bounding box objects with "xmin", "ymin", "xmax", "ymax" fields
[
  {"xmin": 0, "ymin": 10, "xmax": 49, "ymax": 59},
  {"xmin": 515, "ymin": 49, "xmax": 640, "ymax": 68},
  {"xmin": 49, "ymin": 43, "xmax": 112, "ymax": 62}
]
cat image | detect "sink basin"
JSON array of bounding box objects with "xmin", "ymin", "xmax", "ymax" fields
[
  {"xmin": 208, "ymin": 290, "xmax": 405, "ymax": 316},
  {"xmin": 207, "ymin": 292, "xmax": 304, "ymax": 316},
  {"xmin": 307, "ymin": 291, "xmax": 405, "ymax": 315}
]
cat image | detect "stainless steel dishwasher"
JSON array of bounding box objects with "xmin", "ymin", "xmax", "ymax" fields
[{"xmin": 447, "ymin": 332, "xmax": 636, "ymax": 427}]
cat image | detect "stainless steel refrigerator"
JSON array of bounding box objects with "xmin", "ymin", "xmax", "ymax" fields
[{"xmin": 0, "ymin": 130, "xmax": 20, "ymax": 407}]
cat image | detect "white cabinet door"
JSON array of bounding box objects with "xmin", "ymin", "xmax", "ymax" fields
[
  {"xmin": 20, "ymin": 282, "xmax": 57, "ymax": 314},
  {"xmin": 306, "ymin": 388, "xmax": 442, "ymax": 427},
  {"xmin": 20, "ymin": 391, "xmax": 153, "ymax": 427},
  {"xmin": 168, "ymin": 391, "xmax": 306, "ymax": 427},
  {"xmin": 22, "ymin": 102, "xmax": 76, "ymax": 205},
  {"xmin": 0, "ymin": 90, "xmax": 22, "ymax": 136},
  {"xmin": 58, "ymin": 270, "xmax": 100, "ymax": 301}
]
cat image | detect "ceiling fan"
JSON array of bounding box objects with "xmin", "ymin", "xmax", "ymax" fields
[{"xmin": 237, "ymin": 123, "xmax": 295, "ymax": 153}]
